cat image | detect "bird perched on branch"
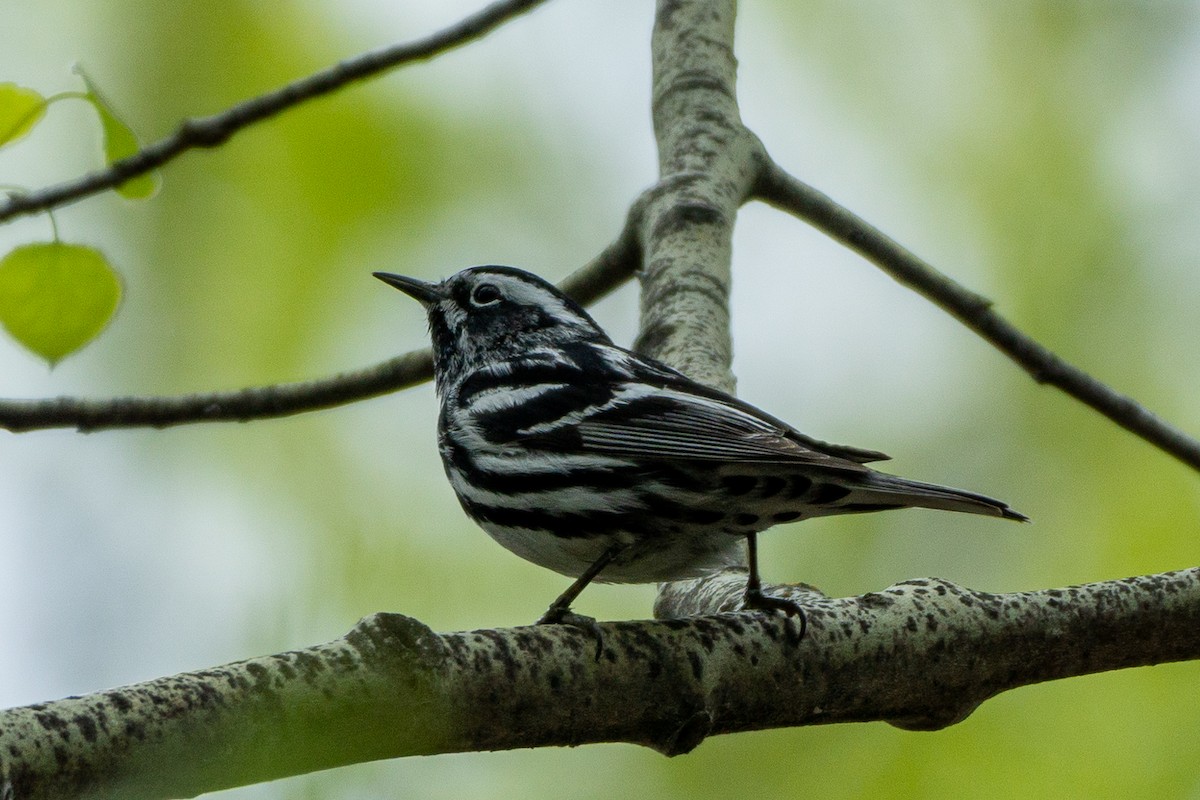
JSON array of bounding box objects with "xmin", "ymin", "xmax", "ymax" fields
[{"xmin": 375, "ymin": 265, "xmax": 1025, "ymax": 649}]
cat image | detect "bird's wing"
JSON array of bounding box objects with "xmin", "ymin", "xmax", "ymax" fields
[
  {"xmin": 516, "ymin": 379, "xmax": 878, "ymax": 471},
  {"xmin": 571, "ymin": 386, "xmax": 874, "ymax": 469},
  {"xmin": 581, "ymin": 348, "xmax": 890, "ymax": 466},
  {"xmin": 475, "ymin": 344, "xmax": 888, "ymax": 469}
]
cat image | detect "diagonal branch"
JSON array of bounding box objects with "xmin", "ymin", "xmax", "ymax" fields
[
  {"xmin": 0, "ymin": 0, "xmax": 550, "ymax": 224},
  {"xmin": 754, "ymin": 160, "xmax": 1200, "ymax": 474},
  {"xmin": 3, "ymin": 569, "xmax": 1198, "ymax": 798}
]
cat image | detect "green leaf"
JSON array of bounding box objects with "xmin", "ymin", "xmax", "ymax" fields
[
  {"xmin": 76, "ymin": 68, "xmax": 160, "ymax": 199},
  {"xmin": 0, "ymin": 243, "xmax": 122, "ymax": 364},
  {"xmin": 0, "ymin": 83, "xmax": 46, "ymax": 147}
]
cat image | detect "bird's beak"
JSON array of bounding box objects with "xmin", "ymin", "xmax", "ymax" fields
[{"xmin": 373, "ymin": 272, "xmax": 446, "ymax": 306}]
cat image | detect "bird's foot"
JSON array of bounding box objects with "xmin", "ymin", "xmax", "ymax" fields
[
  {"xmin": 742, "ymin": 586, "xmax": 807, "ymax": 644},
  {"xmin": 537, "ymin": 606, "xmax": 605, "ymax": 661}
]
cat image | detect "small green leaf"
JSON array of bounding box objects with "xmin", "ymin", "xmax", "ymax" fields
[
  {"xmin": 0, "ymin": 243, "xmax": 122, "ymax": 364},
  {"xmin": 0, "ymin": 83, "xmax": 46, "ymax": 147},
  {"xmin": 76, "ymin": 68, "xmax": 160, "ymax": 199}
]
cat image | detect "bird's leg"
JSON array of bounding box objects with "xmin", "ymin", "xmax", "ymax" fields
[
  {"xmin": 538, "ymin": 540, "xmax": 626, "ymax": 621},
  {"xmin": 741, "ymin": 532, "xmax": 807, "ymax": 643},
  {"xmin": 537, "ymin": 541, "xmax": 627, "ymax": 660}
]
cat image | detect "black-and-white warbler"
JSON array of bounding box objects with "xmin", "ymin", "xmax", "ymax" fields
[{"xmin": 376, "ymin": 266, "xmax": 1025, "ymax": 643}]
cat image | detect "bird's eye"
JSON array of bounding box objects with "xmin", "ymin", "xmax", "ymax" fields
[{"xmin": 471, "ymin": 283, "xmax": 502, "ymax": 306}]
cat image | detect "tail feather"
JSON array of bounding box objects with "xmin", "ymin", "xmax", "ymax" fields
[{"xmin": 856, "ymin": 473, "xmax": 1029, "ymax": 522}]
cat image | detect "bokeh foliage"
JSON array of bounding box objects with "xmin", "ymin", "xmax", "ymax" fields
[{"xmin": 1, "ymin": 2, "xmax": 1198, "ymax": 798}]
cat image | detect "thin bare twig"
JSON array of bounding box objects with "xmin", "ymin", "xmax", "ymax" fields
[
  {"xmin": 0, "ymin": 0, "xmax": 550, "ymax": 224},
  {"xmin": 754, "ymin": 159, "xmax": 1200, "ymax": 474},
  {"xmin": 1, "ymin": 350, "xmax": 432, "ymax": 433},
  {"xmin": 0, "ymin": 224, "xmax": 640, "ymax": 432}
]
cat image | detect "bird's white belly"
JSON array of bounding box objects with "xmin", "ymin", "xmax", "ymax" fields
[{"xmin": 477, "ymin": 521, "xmax": 743, "ymax": 583}]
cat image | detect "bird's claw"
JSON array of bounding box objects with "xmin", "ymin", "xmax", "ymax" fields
[
  {"xmin": 537, "ymin": 607, "xmax": 605, "ymax": 661},
  {"xmin": 742, "ymin": 588, "xmax": 807, "ymax": 644}
]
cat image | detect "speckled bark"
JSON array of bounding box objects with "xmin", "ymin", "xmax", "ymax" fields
[
  {"xmin": 634, "ymin": 0, "xmax": 762, "ymax": 392},
  {"xmin": 4, "ymin": 570, "xmax": 1199, "ymax": 798},
  {"xmin": 634, "ymin": 0, "xmax": 762, "ymax": 595}
]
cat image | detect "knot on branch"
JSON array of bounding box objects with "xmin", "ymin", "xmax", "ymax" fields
[
  {"xmin": 179, "ymin": 116, "xmax": 233, "ymax": 148},
  {"xmin": 654, "ymin": 568, "xmax": 828, "ymax": 619},
  {"xmin": 648, "ymin": 199, "xmax": 726, "ymax": 241},
  {"xmin": 347, "ymin": 612, "xmax": 445, "ymax": 670},
  {"xmin": 887, "ymin": 702, "xmax": 983, "ymax": 732},
  {"xmin": 659, "ymin": 709, "xmax": 713, "ymax": 756}
]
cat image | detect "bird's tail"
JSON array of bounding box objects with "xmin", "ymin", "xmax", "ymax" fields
[{"xmin": 854, "ymin": 473, "xmax": 1028, "ymax": 522}]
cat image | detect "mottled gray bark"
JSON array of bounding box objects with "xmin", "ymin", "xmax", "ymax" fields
[
  {"xmin": 633, "ymin": 0, "xmax": 764, "ymax": 589},
  {"xmin": 5, "ymin": 570, "xmax": 1199, "ymax": 799},
  {"xmin": 635, "ymin": 0, "xmax": 761, "ymax": 392}
]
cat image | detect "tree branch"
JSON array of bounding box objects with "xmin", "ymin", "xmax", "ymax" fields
[
  {"xmin": 0, "ymin": 219, "xmax": 640, "ymax": 432},
  {"xmin": 0, "ymin": 0, "xmax": 550, "ymax": 224},
  {"xmin": 753, "ymin": 160, "xmax": 1200, "ymax": 474},
  {"xmin": 4, "ymin": 569, "xmax": 1197, "ymax": 799},
  {"xmin": 635, "ymin": 0, "xmax": 761, "ymax": 392},
  {"xmin": 635, "ymin": 0, "xmax": 764, "ymax": 593}
]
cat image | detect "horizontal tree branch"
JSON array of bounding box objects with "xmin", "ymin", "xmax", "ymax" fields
[
  {"xmin": 754, "ymin": 159, "xmax": 1200, "ymax": 474},
  {"xmin": 0, "ymin": 219, "xmax": 640, "ymax": 432},
  {"xmin": 4, "ymin": 567, "xmax": 1197, "ymax": 799},
  {"xmin": 0, "ymin": 0, "xmax": 550, "ymax": 224}
]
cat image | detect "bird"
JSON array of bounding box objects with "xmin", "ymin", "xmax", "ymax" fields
[{"xmin": 374, "ymin": 265, "xmax": 1026, "ymax": 647}]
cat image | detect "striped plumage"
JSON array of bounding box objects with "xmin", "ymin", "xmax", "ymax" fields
[{"xmin": 376, "ymin": 266, "xmax": 1025, "ymax": 633}]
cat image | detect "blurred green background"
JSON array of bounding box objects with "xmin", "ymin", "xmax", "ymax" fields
[{"xmin": 2, "ymin": 2, "xmax": 1199, "ymax": 798}]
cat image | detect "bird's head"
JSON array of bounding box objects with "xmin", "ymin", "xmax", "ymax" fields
[{"xmin": 375, "ymin": 265, "xmax": 609, "ymax": 385}]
